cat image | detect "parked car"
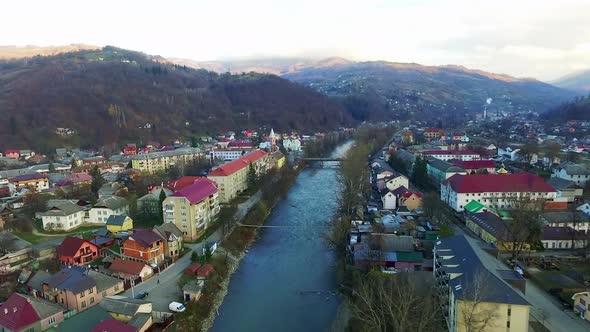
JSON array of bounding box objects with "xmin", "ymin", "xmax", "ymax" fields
[
  {"xmin": 169, "ymin": 301, "xmax": 186, "ymax": 313},
  {"xmin": 136, "ymin": 291, "xmax": 149, "ymax": 299}
]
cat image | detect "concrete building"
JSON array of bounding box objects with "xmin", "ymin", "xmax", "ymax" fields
[
  {"xmin": 89, "ymin": 196, "xmax": 129, "ymax": 224},
  {"xmin": 162, "ymin": 179, "xmax": 219, "ymax": 241},
  {"xmin": 547, "ymin": 177, "xmax": 583, "ymax": 202},
  {"xmin": 441, "ymin": 173, "xmax": 556, "ymax": 212},
  {"xmin": 552, "ymin": 162, "xmax": 590, "ymax": 186},
  {"xmin": 434, "ymin": 235, "xmax": 530, "ymax": 332},
  {"xmin": 421, "ymin": 150, "xmax": 481, "ymax": 162},
  {"xmin": 38, "ymin": 200, "xmax": 86, "ymax": 231},
  {"xmin": 207, "ymin": 150, "xmax": 268, "ymax": 203},
  {"xmin": 427, "ymin": 158, "xmax": 466, "ymax": 184},
  {"xmin": 127, "ymin": 148, "xmax": 203, "ymax": 173},
  {"xmin": 208, "ymin": 148, "xmax": 254, "ymax": 161},
  {"xmin": 9, "ymin": 173, "xmax": 49, "ymax": 193}
]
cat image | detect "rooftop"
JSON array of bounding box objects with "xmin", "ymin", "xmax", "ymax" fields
[
  {"xmin": 466, "ymin": 211, "xmax": 509, "ymax": 240},
  {"xmin": 127, "ymin": 229, "xmax": 161, "ymax": 248},
  {"xmin": 44, "ymin": 268, "xmax": 96, "ymax": 294},
  {"xmin": 57, "ymin": 236, "xmax": 96, "ymax": 257},
  {"xmin": 208, "ymin": 150, "xmax": 267, "ymax": 177},
  {"xmin": 171, "ymin": 180, "xmax": 217, "ymax": 205},
  {"xmin": 445, "ymin": 173, "xmax": 556, "ymax": 194},
  {"xmin": 109, "ymin": 258, "xmax": 149, "ymax": 275},
  {"xmin": 0, "ymin": 293, "xmax": 63, "ymax": 331},
  {"xmin": 106, "ymin": 215, "xmax": 129, "ymax": 226}
]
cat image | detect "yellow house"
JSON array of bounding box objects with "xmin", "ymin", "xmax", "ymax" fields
[
  {"xmin": 435, "ymin": 235, "xmax": 531, "ymax": 332},
  {"xmin": 129, "ymin": 148, "xmax": 203, "ymax": 174},
  {"xmin": 270, "ymin": 151, "xmax": 286, "ymax": 169},
  {"xmin": 106, "ymin": 215, "xmax": 134, "ymax": 234},
  {"xmin": 465, "ymin": 211, "xmax": 530, "ymax": 252},
  {"xmin": 572, "ymin": 291, "xmax": 590, "ymax": 321}
]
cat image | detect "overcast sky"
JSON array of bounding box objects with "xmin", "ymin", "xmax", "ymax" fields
[{"xmin": 2, "ymin": 0, "xmax": 589, "ymax": 81}]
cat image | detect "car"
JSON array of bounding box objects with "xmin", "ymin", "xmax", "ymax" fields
[
  {"xmin": 136, "ymin": 291, "xmax": 148, "ymax": 299},
  {"xmin": 169, "ymin": 301, "xmax": 186, "ymax": 313}
]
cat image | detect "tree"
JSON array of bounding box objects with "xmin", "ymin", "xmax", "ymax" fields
[
  {"xmin": 203, "ymin": 245, "xmax": 212, "ymax": 263},
  {"xmin": 338, "ymin": 143, "xmax": 371, "ymax": 217},
  {"xmin": 190, "ymin": 136, "xmax": 199, "ymax": 148},
  {"xmin": 544, "ymin": 141, "xmax": 561, "ymax": 163},
  {"xmin": 458, "ymin": 270, "xmax": 500, "ymax": 332},
  {"xmin": 22, "ymin": 192, "xmax": 49, "ymax": 218},
  {"xmin": 247, "ymin": 163, "xmax": 258, "ymax": 189},
  {"xmin": 48, "ymin": 161, "xmax": 56, "ymax": 173},
  {"xmin": 191, "ymin": 250, "xmax": 200, "ymax": 263},
  {"xmin": 388, "ymin": 155, "xmax": 408, "ymax": 175},
  {"xmin": 411, "ymin": 156, "xmax": 430, "ymax": 190},
  {"xmin": 503, "ymin": 196, "xmax": 545, "ymax": 260},
  {"xmin": 520, "ymin": 141, "xmax": 539, "ymax": 163},
  {"xmin": 158, "ymin": 189, "xmax": 167, "ymax": 221},
  {"xmin": 90, "ymin": 165, "xmax": 105, "ymax": 196},
  {"xmin": 566, "ymin": 151, "xmax": 580, "ymax": 163}
]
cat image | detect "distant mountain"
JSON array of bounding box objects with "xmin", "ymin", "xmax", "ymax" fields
[
  {"xmin": 552, "ymin": 69, "xmax": 590, "ymax": 92},
  {"xmin": 0, "ymin": 47, "xmax": 351, "ymax": 152},
  {"xmin": 282, "ymin": 61, "xmax": 576, "ymax": 121},
  {"xmin": 168, "ymin": 56, "xmax": 353, "ymax": 76},
  {"xmin": 544, "ymin": 95, "xmax": 590, "ymax": 121},
  {"xmin": 0, "ymin": 44, "xmax": 100, "ymax": 59}
]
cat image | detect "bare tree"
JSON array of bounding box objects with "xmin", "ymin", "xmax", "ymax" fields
[
  {"xmin": 458, "ymin": 270, "xmax": 500, "ymax": 332},
  {"xmin": 500, "ymin": 196, "xmax": 545, "ymax": 260}
]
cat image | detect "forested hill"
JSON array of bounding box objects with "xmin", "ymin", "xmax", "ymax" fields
[
  {"xmin": 544, "ymin": 95, "xmax": 590, "ymax": 121},
  {"xmin": 0, "ymin": 47, "xmax": 351, "ymax": 152}
]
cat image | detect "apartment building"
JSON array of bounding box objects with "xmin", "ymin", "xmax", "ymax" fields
[{"xmin": 129, "ymin": 148, "xmax": 203, "ymax": 173}]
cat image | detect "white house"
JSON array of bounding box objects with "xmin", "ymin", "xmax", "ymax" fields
[
  {"xmin": 282, "ymin": 138, "xmax": 302, "ymax": 152},
  {"xmin": 541, "ymin": 211, "xmax": 590, "ymax": 233},
  {"xmin": 89, "ymin": 196, "xmax": 129, "ymax": 224},
  {"xmin": 385, "ymin": 174, "xmax": 409, "ymax": 192},
  {"xmin": 541, "ymin": 226, "xmax": 588, "ymax": 250},
  {"xmin": 38, "ymin": 201, "xmax": 85, "ymax": 231},
  {"xmin": 441, "ymin": 173, "xmax": 557, "ymax": 212},
  {"xmin": 381, "ymin": 191, "xmax": 397, "ymax": 210},
  {"xmin": 421, "ymin": 150, "xmax": 480, "ymax": 161},
  {"xmin": 208, "ymin": 149, "xmax": 254, "ymax": 161},
  {"xmin": 552, "ymin": 162, "xmax": 590, "ymax": 186},
  {"xmin": 546, "ymin": 177, "xmax": 583, "ymax": 202}
]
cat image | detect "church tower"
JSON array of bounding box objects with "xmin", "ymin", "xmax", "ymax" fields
[{"xmin": 270, "ymin": 128, "xmax": 277, "ymax": 151}]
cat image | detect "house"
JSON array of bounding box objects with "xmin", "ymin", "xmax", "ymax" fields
[
  {"xmin": 353, "ymin": 234, "xmax": 424, "ymax": 271},
  {"xmin": 106, "ymin": 215, "xmax": 134, "ymax": 234},
  {"xmin": 0, "ymin": 232, "xmax": 32, "ymax": 275},
  {"xmin": 420, "ymin": 150, "xmax": 480, "ymax": 161},
  {"xmin": 269, "ymin": 151, "xmax": 286, "ymax": 169},
  {"xmin": 89, "ymin": 196, "xmax": 129, "ymax": 224},
  {"xmin": 99, "ymin": 297, "xmax": 152, "ymax": 332},
  {"xmin": 87, "ymin": 270, "xmax": 124, "ymax": 298},
  {"xmin": 384, "ymin": 173, "xmax": 409, "ymax": 192},
  {"xmin": 441, "ymin": 173, "xmax": 557, "ymax": 212},
  {"xmin": 424, "ymin": 127, "xmax": 444, "ymax": 139},
  {"xmin": 541, "ymin": 226, "xmax": 588, "ymax": 249},
  {"xmin": 184, "ymin": 262, "xmax": 214, "ymax": 279},
  {"xmin": 449, "ymin": 159, "xmax": 496, "ymax": 174},
  {"xmin": 122, "ymin": 230, "xmax": 164, "ymax": 265},
  {"xmin": 123, "ymin": 144, "xmax": 137, "ymax": 156},
  {"xmin": 552, "ymin": 162, "xmax": 590, "ymax": 186},
  {"xmin": 90, "ymin": 236, "xmax": 115, "ymax": 253},
  {"xmin": 427, "ymin": 158, "xmax": 466, "ymax": 184},
  {"xmin": 38, "ymin": 201, "xmax": 85, "ymax": 231},
  {"xmin": 162, "ymin": 179, "xmax": 220, "ymax": 241},
  {"xmin": 53, "ymin": 305, "xmax": 112, "ymax": 332},
  {"xmin": 381, "ymin": 191, "xmax": 397, "ymax": 210},
  {"xmin": 91, "ymin": 318, "xmax": 138, "ymax": 332},
  {"xmin": 547, "ymin": 177, "xmax": 583, "ymax": 202},
  {"xmin": 541, "ymin": 211, "xmax": 590, "ymax": 233},
  {"xmin": 108, "ymin": 258, "xmax": 153, "ymax": 281},
  {"xmin": 42, "ymin": 268, "xmax": 100, "ymax": 312},
  {"xmin": 572, "ymin": 291, "xmax": 590, "ymax": 321},
  {"xmin": 401, "ymin": 131, "xmax": 414, "ymax": 144},
  {"xmin": 208, "ymin": 150, "xmax": 269, "ymax": 203},
  {"xmin": 183, "ymin": 280, "xmax": 204, "ymax": 302},
  {"xmin": 153, "ymin": 223, "xmax": 184, "ymax": 261},
  {"xmin": 0, "ymin": 293, "xmax": 64, "ymax": 332},
  {"xmin": 137, "ymin": 188, "xmax": 172, "ymax": 216},
  {"xmin": 464, "ymin": 211, "xmax": 519, "ymax": 251},
  {"xmin": 401, "ymin": 192, "xmax": 423, "ymax": 211},
  {"xmin": 57, "ymin": 236, "xmax": 99, "ymax": 265},
  {"xmin": 4, "ymin": 150, "xmax": 20, "ymax": 159},
  {"xmin": 55, "ymin": 172, "xmax": 92, "ymax": 188},
  {"xmin": 434, "ymin": 235, "xmax": 530, "ymax": 332},
  {"xmin": 9, "ymin": 173, "xmax": 49, "ymax": 193}
]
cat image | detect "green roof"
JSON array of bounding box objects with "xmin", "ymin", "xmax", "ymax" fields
[
  {"xmin": 464, "ymin": 200, "xmax": 485, "ymax": 213},
  {"xmin": 52, "ymin": 305, "xmax": 111, "ymax": 332},
  {"xmin": 395, "ymin": 252, "xmax": 424, "ymax": 262}
]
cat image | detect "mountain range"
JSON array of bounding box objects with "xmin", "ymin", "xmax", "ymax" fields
[{"xmin": 552, "ymin": 69, "xmax": 590, "ymax": 92}]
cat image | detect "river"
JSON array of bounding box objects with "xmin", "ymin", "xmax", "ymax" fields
[{"xmin": 210, "ymin": 141, "xmax": 353, "ymax": 332}]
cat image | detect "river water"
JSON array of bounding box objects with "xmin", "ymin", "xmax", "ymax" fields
[{"xmin": 210, "ymin": 142, "xmax": 353, "ymax": 332}]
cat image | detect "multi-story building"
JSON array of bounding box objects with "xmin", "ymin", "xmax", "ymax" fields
[
  {"xmin": 427, "ymin": 158, "xmax": 466, "ymax": 184},
  {"xmin": 162, "ymin": 179, "xmax": 219, "ymax": 241},
  {"xmin": 546, "ymin": 177, "xmax": 583, "ymax": 202},
  {"xmin": 449, "ymin": 159, "xmax": 496, "ymax": 174},
  {"xmin": 153, "ymin": 222, "xmax": 184, "ymax": 261},
  {"xmin": 552, "ymin": 162, "xmax": 590, "ymax": 186},
  {"xmin": 43, "ymin": 268, "xmax": 100, "ymax": 312},
  {"xmin": 207, "ymin": 150, "xmax": 269, "ymax": 203},
  {"xmin": 38, "ymin": 200, "xmax": 85, "ymax": 231},
  {"xmin": 282, "ymin": 138, "xmax": 302, "ymax": 152},
  {"xmin": 541, "ymin": 226, "xmax": 589, "ymax": 250},
  {"xmin": 208, "ymin": 148, "xmax": 255, "ymax": 161},
  {"xmin": 421, "ymin": 150, "xmax": 481, "ymax": 162},
  {"xmin": 441, "ymin": 173, "xmax": 556, "ymax": 212},
  {"xmin": 9, "ymin": 173, "xmax": 49, "ymax": 193},
  {"xmin": 541, "ymin": 211, "xmax": 590, "ymax": 233},
  {"xmin": 122, "ymin": 229, "xmax": 165, "ymax": 265},
  {"xmin": 434, "ymin": 235, "xmax": 530, "ymax": 332},
  {"xmin": 424, "ymin": 127, "xmax": 444, "ymax": 139},
  {"xmin": 89, "ymin": 196, "xmax": 129, "ymax": 224},
  {"xmin": 0, "ymin": 293, "xmax": 64, "ymax": 332},
  {"xmin": 129, "ymin": 148, "xmax": 203, "ymax": 173},
  {"xmin": 57, "ymin": 236, "xmax": 99, "ymax": 265}
]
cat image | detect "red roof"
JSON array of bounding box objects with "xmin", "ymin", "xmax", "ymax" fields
[
  {"xmin": 0, "ymin": 293, "xmax": 41, "ymax": 330},
  {"xmin": 4, "ymin": 150, "xmax": 19, "ymax": 155},
  {"xmin": 184, "ymin": 262, "xmax": 202, "ymax": 275},
  {"xmin": 172, "ymin": 180, "xmax": 217, "ymax": 205},
  {"xmin": 445, "ymin": 173, "xmax": 556, "ymax": 194},
  {"xmin": 91, "ymin": 318, "xmax": 137, "ymax": 332},
  {"xmin": 208, "ymin": 150, "xmax": 267, "ymax": 177},
  {"xmin": 109, "ymin": 258, "xmax": 149, "ymax": 275},
  {"xmin": 58, "ymin": 236, "xmax": 97, "ymax": 257},
  {"xmin": 422, "ymin": 150, "xmax": 480, "ymax": 156},
  {"xmin": 424, "ymin": 128, "xmax": 443, "ymax": 133},
  {"xmin": 450, "ymin": 159, "xmax": 496, "ymax": 170},
  {"xmin": 56, "ymin": 172, "xmax": 92, "ymax": 186},
  {"xmin": 228, "ymin": 140, "xmax": 253, "ymax": 148},
  {"xmin": 197, "ymin": 264, "xmax": 215, "ymax": 278},
  {"xmin": 165, "ymin": 176, "xmax": 216, "ymax": 192},
  {"xmin": 402, "ymin": 192, "xmax": 423, "ymax": 199}
]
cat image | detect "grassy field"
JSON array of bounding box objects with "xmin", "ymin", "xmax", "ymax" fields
[{"xmin": 13, "ymin": 232, "xmax": 50, "ymax": 245}]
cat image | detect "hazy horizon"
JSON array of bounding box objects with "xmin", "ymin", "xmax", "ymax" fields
[{"xmin": 2, "ymin": 0, "xmax": 589, "ymax": 81}]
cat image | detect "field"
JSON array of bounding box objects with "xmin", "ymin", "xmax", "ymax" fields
[{"xmin": 528, "ymin": 260, "xmax": 590, "ymax": 303}]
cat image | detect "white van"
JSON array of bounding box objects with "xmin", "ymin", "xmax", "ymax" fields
[{"xmin": 169, "ymin": 301, "xmax": 186, "ymax": 313}]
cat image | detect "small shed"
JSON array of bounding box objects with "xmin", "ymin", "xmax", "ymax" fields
[
  {"xmin": 184, "ymin": 262, "xmax": 201, "ymax": 276},
  {"xmin": 197, "ymin": 264, "xmax": 215, "ymax": 279},
  {"xmin": 182, "ymin": 280, "xmax": 204, "ymax": 302}
]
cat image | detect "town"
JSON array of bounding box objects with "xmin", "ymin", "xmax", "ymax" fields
[{"xmin": 0, "ymin": 128, "xmax": 347, "ymax": 331}]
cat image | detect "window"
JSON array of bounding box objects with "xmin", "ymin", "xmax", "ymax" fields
[
  {"xmin": 507, "ymin": 321, "xmax": 510, "ymax": 328},
  {"xmin": 90, "ymin": 297, "xmax": 95, "ymax": 304},
  {"xmin": 81, "ymin": 301, "xmax": 86, "ymax": 308},
  {"xmin": 507, "ymin": 308, "xmax": 511, "ymax": 316},
  {"xmin": 80, "ymin": 291, "xmax": 85, "ymax": 297},
  {"xmin": 89, "ymin": 288, "xmax": 93, "ymax": 294},
  {"xmin": 48, "ymin": 316, "xmax": 56, "ymax": 324}
]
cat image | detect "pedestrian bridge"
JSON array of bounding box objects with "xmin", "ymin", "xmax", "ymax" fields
[{"xmin": 296, "ymin": 157, "xmax": 343, "ymax": 162}]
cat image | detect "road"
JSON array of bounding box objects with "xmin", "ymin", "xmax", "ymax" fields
[{"xmin": 122, "ymin": 192, "xmax": 262, "ymax": 312}]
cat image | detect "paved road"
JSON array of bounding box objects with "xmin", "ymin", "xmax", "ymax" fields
[{"xmin": 122, "ymin": 192, "xmax": 262, "ymax": 312}]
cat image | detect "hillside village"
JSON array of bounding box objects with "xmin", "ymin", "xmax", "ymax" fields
[
  {"xmin": 0, "ymin": 127, "xmax": 346, "ymax": 331},
  {"xmin": 345, "ymin": 116, "xmax": 590, "ymax": 331}
]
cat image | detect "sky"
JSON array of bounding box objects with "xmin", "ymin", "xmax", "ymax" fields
[{"xmin": 2, "ymin": 0, "xmax": 589, "ymax": 81}]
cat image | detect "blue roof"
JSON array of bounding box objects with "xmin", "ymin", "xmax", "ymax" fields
[
  {"xmin": 44, "ymin": 268, "xmax": 96, "ymax": 294},
  {"xmin": 90, "ymin": 236, "xmax": 113, "ymax": 246},
  {"xmin": 436, "ymin": 235, "xmax": 529, "ymax": 306}
]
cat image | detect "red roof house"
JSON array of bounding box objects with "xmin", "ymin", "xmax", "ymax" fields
[
  {"xmin": 123, "ymin": 144, "xmax": 137, "ymax": 156},
  {"xmin": 122, "ymin": 230, "xmax": 164, "ymax": 265},
  {"xmin": 184, "ymin": 262, "xmax": 202, "ymax": 276},
  {"xmin": 91, "ymin": 318, "xmax": 137, "ymax": 332},
  {"xmin": 0, "ymin": 293, "xmax": 64, "ymax": 331},
  {"xmin": 109, "ymin": 258, "xmax": 153, "ymax": 280},
  {"xmin": 171, "ymin": 180, "xmax": 218, "ymax": 205},
  {"xmin": 57, "ymin": 236, "xmax": 99, "ymax": 265},
  {"xmin": 164, "ymin": 176, "xmax": 216, "ymax": 192},
  {"xmin": 55, "ymin": 172, "xmax": 93, "ymax": 187},
  {"xmin": 4, "ymin": 150, "xmax": 20, "ymax": 159},
  {"xmin": 208, "ymin": 150, "xmax": 267, "ymax": 177},
  {"xmin": 444, "ymin": 173, "xmax": 556, "ymax": 194}
]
